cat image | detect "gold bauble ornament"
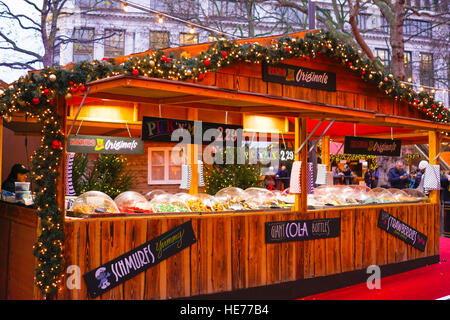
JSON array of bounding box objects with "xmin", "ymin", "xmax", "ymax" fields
[
  {"xmin": 369, "ymin": 74, "xmax": 373, "ymax": 79},
  {"xmin": 149, "ymin": 60, "xmax": 155, "ymax": 67},
  {"xmin": 65, "ymin": 93, "xmax": 72, "ymax": 100},
  {"xmin": 49, "ymin": 74, "xmax": 57, "ymax": 82}
]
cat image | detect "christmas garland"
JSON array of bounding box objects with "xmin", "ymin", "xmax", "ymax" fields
[
  {"xmin": 330, "ymin": 154, "xmax": 378, "ymax": 170},
  {"xmin": 0, "ymin": 29, "xmax": 448, "ymax": 297}
]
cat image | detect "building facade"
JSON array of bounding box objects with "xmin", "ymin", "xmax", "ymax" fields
[{"xmin": 55, "ymin": 0, "xmax": 449, "ymax": 107}]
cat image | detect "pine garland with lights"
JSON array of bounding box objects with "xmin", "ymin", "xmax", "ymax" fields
[
  {"xmin": 330, "ymin": 154, "xmax": 378, "ymax": 171},
  {"xmin": 0, "ymin": 29, "xmax": 449, "ymax": 297}
]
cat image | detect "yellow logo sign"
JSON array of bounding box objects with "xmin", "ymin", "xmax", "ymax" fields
[{"xmin": 95, "ymin": 138, "xmax": 105, "ymax": 151}]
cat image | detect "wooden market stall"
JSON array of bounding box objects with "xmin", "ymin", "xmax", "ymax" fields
[{"xmin": 0, "ymin": 30, "xmax": 449, "ymax": 300}]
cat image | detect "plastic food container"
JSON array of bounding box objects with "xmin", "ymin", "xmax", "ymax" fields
[
  {"xmin": 72, "ymin": 191, "xmax": 120, "ymax": 215},
  {"xmin": 115, "ymin": 191, "xmax": 153, "ymax": 214}
]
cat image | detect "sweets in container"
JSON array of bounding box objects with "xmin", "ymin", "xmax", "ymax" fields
[
  {"xmin": 72, "ymin": 191, "xmax": 119, "ymax": 215},
  {"xmin": 114, "ymin": 191, "xmax": 153, "ymax": 214}
]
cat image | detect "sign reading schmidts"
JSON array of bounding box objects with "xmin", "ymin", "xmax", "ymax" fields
[
  {"xmin": 265, "ymin": 218, "xmax": 340, "ymax": 243},
  {"xmin": 83, "ymin": 220, "xmax": 197, "ymax": 298},
  {"xmin": 67, "ymin": 134, "xmax": 144, "ymax": 155},
  {"xmin": 262, "ymin": 62, "xmax": 337, "ymax": 92}
]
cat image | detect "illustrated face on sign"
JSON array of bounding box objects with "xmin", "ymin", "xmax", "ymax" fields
[{"xmin": 95, "ymin": 267, "xmax": 111, "ymax": 290}]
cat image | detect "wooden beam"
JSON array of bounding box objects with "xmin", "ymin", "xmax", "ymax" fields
[
  {"xmin": 188, "ymin": 109, "xmax": 199, "ymax": 195},
  {"xmin": 300, "ymin": 117, "xmax": 308, "ymax": 217},
  {"xmin": 87, "ymin": 92, "xmax": 161, "ymax": 104},
  {"xmin": 428, "ymin": 130, "xmax": 440, "ymax": 204},
  {"xmin": 321, "ymin": 135, "xmax": 330, "ymax": 169},
  {"xmin": 293, "ymin": 117, "xmax": 301, "ymax": 213},
  {"xmin": 158, "ymin": 95, "xmax": 212, "ymax": 104}
]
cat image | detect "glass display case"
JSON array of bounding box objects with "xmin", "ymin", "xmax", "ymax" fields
[{"xmin": 72, "ymin": 191, "xmax": 120, "ymax": 216}]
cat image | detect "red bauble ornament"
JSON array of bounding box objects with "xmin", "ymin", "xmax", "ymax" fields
[
  {"xmin": 414, "ymin": 98, "xmax": 419, "ymax": 104},
  {"xmin": 32, "ymin": 98, "xmax": 40, "ymax": 105},
  {"xmin": 203, "ymin": 59, "xmax": 211, "ymax": 67},
  {"xmin": 161, "ymin": 55, "xmax": 167, "ymax": 62},
  {"xmin": 361, "ymin": 71, "xmax": 366, "ymax": 75},
  {"xmin": 384, "ymin": 77, "xmax": 388, "ymax": 82},
  {"xmin": 71, "ymin": 86, "xmax": 78, "ymax": 94},
  {"xmin": 69, "ymin": 81, "xmax": 74, "ymax": 86},
  {"xmin": 166, "ymin": 57, "xmax": 172, "ymax": 63},
  {"xmin": 422, "ymin": 108, "xmax": 427, "ymax": 112},
  {"xmin": 132, "ymin": 69, "xmax": 139, "ymax": 76},
  {"xmin": 43, "ymin": 88, "xmax": 50, "ymax": 96},
  {"xmin": 438, "ymin": 114, "xmax": 442, "ymax": 119},
  {"xmin": 198, "ymin": 74, "xmax": 204, "ymax": 80},
  {"xmin": 306, "ymin": 56, "xmax": 310, "ymax": 60},
  {"xmin": 348, "ymin": 62, "xmax": 352, "ymax": 66},
  {"xmin": 51, "ymin": 140, "xmax": 62, "ymax": 149},
  {"xmin": 286, "ymin": 47, "xmax": 290, "ymax": 52},
  {"xmin": 79, "ymin": 85, "xmax": 86, "ymax": 92},
  {"xmin": 221, "ymin": 51, "xmax": 227, "ymax": 57},
  {"xmin": 432, "ymin": 104, "xmax": 436, "ymax": 109}
]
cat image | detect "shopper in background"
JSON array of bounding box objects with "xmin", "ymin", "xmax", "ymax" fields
[
  {"xmin": 1, "ymin": 163, "xmax": 29, "ymax": 193},
  {"xmin": 364, "ymin": 168, "xmax": 376, "ymax": 189},
  {"xmin": 414, "ymin": 160, "xmax": 428, "ymax": 190},
  {"xmin": 276, "ymin": 165, "xmax": 290, "ymax": 190},
  {"xmin": 388, "ymin": 160, "xmax": 410, "ymax": 189},
  {"xmin": 342, "ymin": 164, "xmax": 353, "ymax": 185}
]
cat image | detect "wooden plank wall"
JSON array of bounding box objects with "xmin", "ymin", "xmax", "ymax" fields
[
  {"xmin": 210, "ymin": 58, "xmax": 426, "ymax": 121},
  {"xmin": 59, "ymin": 203, "xmax": 439, "ymax": 300}
]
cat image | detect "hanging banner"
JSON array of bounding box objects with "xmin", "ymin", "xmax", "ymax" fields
[
  {"xmin": 246, "ymin": 148, "xmax": 294, "ymax": 164},
  {"xmin": 67, "ymin": 134, "xmax": 144, "ymax": 155},
  {"xmin": 378, "ymin": 210, "xmax": 427, "ymax": 252},
  {"xmin": 83, "ymin": 220, "xmax": 197, "ymax": 298},
  {"xmin": 344, "ymin": 136, "xmax": 401, "ymax": 156},
  {"xmin": 265, "ymin": 218, "xmax": 340, "ymax": 243},
  {"xmin": 262, "ymin": 62, "xmax": 336, "ymax": 92},
  {"xmin": 141, "ymin": 116, "xmax": 243, "ymax": 146}
]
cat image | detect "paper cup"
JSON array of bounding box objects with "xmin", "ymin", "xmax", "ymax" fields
[{"xmin": 15, "ymin": 182, "xmax": 30, "ymax": 191}]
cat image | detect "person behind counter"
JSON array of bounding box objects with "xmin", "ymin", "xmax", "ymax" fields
[
  {"xmin": 1, "ymin": 163, "xmax": 29, "ymax": 193},
  {"xmin": 276, "ymin": 165, "xmax": 290, "ymax": 190},
  {"xmin": 388, "ymin": 160, "xmax": 410, "ymax": 189}
]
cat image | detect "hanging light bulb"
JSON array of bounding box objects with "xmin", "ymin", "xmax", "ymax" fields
[
  {"xmin": 189, "ymin": 25, "xmax": 195, "ymax": 34},
  {"xmin": 158, "ymin": 15, "xmax": 164, "ymax": 24},
  {"xmin": 122, "ymin": 2, "xmax": 128, "ymax": 12}
]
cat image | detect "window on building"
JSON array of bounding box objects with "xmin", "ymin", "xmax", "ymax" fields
[
  {"xmin": 404, "ymin": 51, "xmax": 413, "ymax": 81},
  {"xmin": 104, "ymin": 29, "xmax": 125, "ymax": 58},
  {"xmin": 380, "ymin": 15, "xmax": 390, "ymax": 33},
  {"xmin": 52, "ymin": 43, "xmax": 60, "ymax": 66},
  {"xmin": 76, "ymin": 0, "xmax": 121, "ymax": 10},
  {"xmin": 73, "ymin": 27, "xmax": 95, "ymax": 63},
  {"xmin": 149, "ymin": 31, "xmax": 170, "ymax": 50},
  {"xmin": 179, "ymin": 33, "xmax": 198, "ymax": 46},
  {"xmin": 148, "ymin": 147, "xmax": 183, "ymax": 184},
  {"xmin": 209, "ymin": 0, "xmax": 244, "ymax": 18},
  {"xmin": 375, "ymin": 48, "xmax": 391, "ymax": 67},
  {"xmin": 404, "ymin": 19, "xmax": 432, "ymax": 38},
  {"xmin": 419, "ymin": 52, "xmax": 434, "ymax": 88}
]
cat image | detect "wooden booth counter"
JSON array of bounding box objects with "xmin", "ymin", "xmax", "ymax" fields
[{"xmin": 54, "ymin": 202, "xmax": 439, "ymax": 300}]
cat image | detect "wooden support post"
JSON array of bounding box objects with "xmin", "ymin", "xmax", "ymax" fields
[
  {"xmin": 321, "ymin": 135, "xmax": 330, "ymax": 170},
  {"xmin": 0, "ymin": 119, "xmax": 3, "ymax": 183},
  {"xmin": 188, "ymin": 109, "xmax": 198, "ymax": 195},
  {"xmin": 428, "ymin": 130, "xmax": 440, "ymax": 204},
  {"xmin": 300, "ymin": 118, "xmax": 308, "ymax": 216},
  {"xmin": 294, "ymin": 118, "xmax": 300, "ymax": 212}
]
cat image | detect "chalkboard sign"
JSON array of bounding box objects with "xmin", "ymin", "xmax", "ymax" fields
[
  {"xmin": 265, "ymin": 218, "xmax": 340, "ymax": 243},
  {"xmin": 378, "ymin": 210, "xmax": 427, "ymax": 252},
  {"xmin": 142, "ymin": 116, "xmax": 243, "ymax": 146},
  {"xmin": 344, "ymin": 136, "xmax": 402, "ymax": 157},
  {"xmin": 262, "ymin": 62, "xmax": 336, "ymax": 92},
  {"xmin": 83, "ymin": 220, "xmax": 197, "ymax": 298},
  {"xmin": 67, "ymin": 134, "xmax": 144, "ymax": 155}
]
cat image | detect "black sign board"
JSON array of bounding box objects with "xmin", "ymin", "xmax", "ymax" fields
[
  {"xmin": 83, "ymin": 220, "xmax": 197, "ymax": 298},
  {"xmin": 378, "ymin": 210, "xmax": 427, "ymax": 252},
  {"xmin": 265, "ymin": 218, "xmax": 340, "ymax": 243},
  {"xmin": 141, "ymin": 116, "xmax": 243, "ymax": 146},
  {"xmin": 67, "ymin": 134, "xmax": 144, "ymax": 155},
  {"xmin": 344, "ymin": 136, "xmax": 402, "ymax": 157},
  {"xmin": 262, "ymin": 62, "xmax": 336, "ymax": 92}
]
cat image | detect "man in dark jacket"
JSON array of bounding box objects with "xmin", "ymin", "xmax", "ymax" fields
[
  {"xmin": 388, "ymin": 160, "xmax": 410, "ymax": 189},
  {"xmin": 1, "ymin": 163, "xmax": 29, "ymax": 193}
]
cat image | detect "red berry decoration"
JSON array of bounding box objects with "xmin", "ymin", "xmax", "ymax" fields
[
  {"xmin": 203, "ymin": 59, "xmax": 211, "ymax": 67},
  {"xmin": 43, "ymin": 88, "xmax": 50, "ymax": 96},
  {"xmin": 51, "ymin": 140, "xmax": 62, "ymax": 150},
  {"xmin": 221, "ymin": 51, "xmax": 227, "ymax": 58},
  {"xmin": 32, "ymin": 98, "xmax": 40, "ymax": 105},
  {"xmin": 132, "ymin": 69, "xmax": 139, "ymax": 76}
]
